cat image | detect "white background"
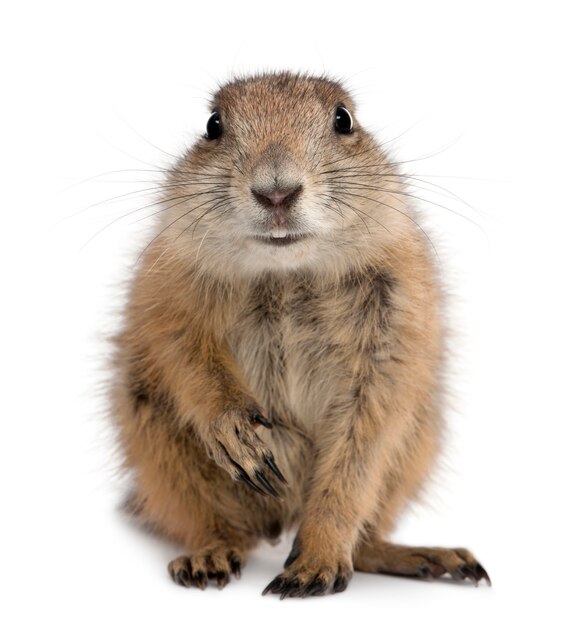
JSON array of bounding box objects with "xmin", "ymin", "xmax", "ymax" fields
[{"xmin": 1, "ymin": 1, "xmax": 581, "ymax": 623}]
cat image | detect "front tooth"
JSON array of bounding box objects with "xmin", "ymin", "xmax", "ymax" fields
[{"xmin": 271, "ymin": 227, "xmax": 288, "ymax": 239}]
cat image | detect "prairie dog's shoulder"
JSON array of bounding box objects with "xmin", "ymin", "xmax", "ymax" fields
[{"xmin": 117, "ymin": 245, "xmax": 249, "ymax": 353}]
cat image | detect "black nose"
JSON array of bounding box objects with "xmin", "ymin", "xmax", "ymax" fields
[{"xmin": 251, "ymin": 184, "xmax": 303, "ymax": 210}]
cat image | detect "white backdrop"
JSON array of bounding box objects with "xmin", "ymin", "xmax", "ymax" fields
[{"xmin": 1, "ymin": 1, "xmax": 581, "ymax": 624}]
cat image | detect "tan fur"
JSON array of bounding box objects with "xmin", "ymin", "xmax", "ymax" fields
[{"xmin": 110, "ymin": 72, "xmax": 489, "ymax": 596}]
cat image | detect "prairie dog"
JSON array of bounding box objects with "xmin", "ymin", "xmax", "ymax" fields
[{"xmin": 111, "ymin": 71, "xmax": 489, "ymax": 597}]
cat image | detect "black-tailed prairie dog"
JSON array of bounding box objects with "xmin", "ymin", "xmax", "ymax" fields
[{"xmin": 111, "ymin": 72, "xmax": 490, "ymax": 598}]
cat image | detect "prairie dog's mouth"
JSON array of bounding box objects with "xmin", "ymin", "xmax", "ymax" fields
[{"xmin": 253, "ymin": 227, "xmax": 309, "ymax": 246}]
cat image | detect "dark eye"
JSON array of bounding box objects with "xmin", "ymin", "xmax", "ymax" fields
[
  {"xmin": 206, "ymin": 111, "xmax": 222, "ymax": 140},
  {"xmin": 334, "ymin": 105, "xmax": 353, "ymax": 134}
]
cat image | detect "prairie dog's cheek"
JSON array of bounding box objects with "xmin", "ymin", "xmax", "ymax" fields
[{"xmin": 294, "ymin": 205, "xmax": 341, "ymax": 234}]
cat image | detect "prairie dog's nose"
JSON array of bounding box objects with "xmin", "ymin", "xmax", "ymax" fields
[{"xmin": 251, "ymin": 184, "xmax": 303, "ymax": 210}]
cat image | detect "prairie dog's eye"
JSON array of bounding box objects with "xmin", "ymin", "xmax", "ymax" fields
[
  {"xmin": 206, "ymin": 111, "xmax": 222, "ymax": 140},
  {"xmin": 334, "ymin": 105, "xmax": 353, "ymax": 134}
]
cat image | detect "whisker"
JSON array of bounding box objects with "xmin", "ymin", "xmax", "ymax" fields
[
  {"xmin": 80, "ymin": 192, "xmax": 196, "ymax": 250},
  {"xmin": 63, "ymin": 180, "xmax": 232, "ymax": 224},
  {"xmin": 116, "ymin": 114, "xmax": 182, "ymax": 161},
  {"xmin": 130, "ymin": 190, "xmax": 230, "ymax": 225},
  {"xmin": 320, "ymin": 192, "xmax": 370, "ymax": 235},
  {"xmin": 61, "ymin": 167, "xmax": 233, "ymax": 192},
  {"xmin": 176, "ymin": 196, "xmax": 232, "ymax": 243},
  {"xmin": 81, "ymin": 187, "xmax": 228, "ymax": 250},
  {"xmin": 331, "ymin": 189, "xmax": 439, "ymax": 261},
  {"xmin": 327, "ymin": 180, "xmax": 485, "ymax": 232},
  {"xmin": 99, "ymin": 139, "xmax": 181, "ymax": 172},
  {"xmin": 319, "ymin": 196, "xmax": 346, "ymax": 227},
  {"xmin": 318, "ymin": 167, "xmax": 485, "ymax": 221},
  {"xmin": 330, "ymin": 194, "xmax": 387, "ymax": 241},
  {"xmin": 136, "ymin": 193, "xmax": 231, "ymax": 264},
  {"xmin": 329, "ymin": 175, "xmax": 460, "ymax": 210}
]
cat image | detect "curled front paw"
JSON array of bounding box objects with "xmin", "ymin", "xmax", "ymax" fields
[
  {"xmin": 263, "ymin": 557, "xmax": 353, "ymax": 599},
  {"xmin": 205, "ymin": 407, "xmax": 287, "ymax": 497}
]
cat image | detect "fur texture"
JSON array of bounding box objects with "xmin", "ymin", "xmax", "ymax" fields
[{"xmin": 110, "ymin": 72, "xmax": 489, "ymax": 596}]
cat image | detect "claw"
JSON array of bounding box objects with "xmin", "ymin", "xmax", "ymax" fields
[
  {"xmin": 192, "ymin": 570, "xmax": 208, "ymax": 590},
  {"xmin": 460, "ymin": 564, "xmax": 479, "ymax": 586},
  {"xmin": 263, "ymin": 575, "xmax": 286, "ymax": 596},
  {"xmin": 332, "ymin": 575, "xmax": 349, "ymax": 593},
  {"xmin": 251, "ymin": 412, "xmax": 273, "ymax": 429},
  {"xmin": 178, "ymin": 568, "xmax": 192, "ymax": 587},
  {"xmin": 304, "ymin": 576, "xmax": 327, "ymax": 597},
  {"xmin": 229, "ymin": 555, "xmax": 242, "ymax": 579},
  {"xmin": 475, "ymin": 563, "xmax": 492, "ymax": 586},
  {"xmin": 279, "ymin": 578, "xmax": 301, "ymax": 600},
  {"xmin": 216, "ymin": 570, "xmax": 230, "ymax": 590},
  {"xmin": 235, "ymin": 469, "xmax": 267, "ymax": 496},
  {"xmin": 255, "ymin": 470, "xmax": 281, "ymax": 498},
  {"xmin": 264, "ymin": 453, "xmax": 287, "ymax": 484},
  {"xmin": 217, "ymin": 442, "xmax": 265, "ymax": 494}
]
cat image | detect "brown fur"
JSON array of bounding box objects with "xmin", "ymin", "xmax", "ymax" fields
[{"xmin": 110, "ymin": 71, "xmax": 489, "ymax": 596}]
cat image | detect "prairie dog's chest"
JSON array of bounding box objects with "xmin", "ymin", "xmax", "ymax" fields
[
  {"xmin": 228, "ymin": 271, "xmax": 393, "ymax": 423},
  {"xmin": 228, "ymin": 276, "xmax": 315, "ymax": 415}
]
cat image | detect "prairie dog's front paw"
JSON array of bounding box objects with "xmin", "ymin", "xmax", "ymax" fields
[{"xmin": 204, "ymin": 408, "xmax": 287, "ymax": 497}]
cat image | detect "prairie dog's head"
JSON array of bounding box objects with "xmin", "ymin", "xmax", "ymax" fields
[{"xmin": 158, "ymin": 72, "xmax": 408, "ymax": 276}]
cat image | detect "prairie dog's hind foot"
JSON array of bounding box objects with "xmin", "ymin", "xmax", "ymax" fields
[
  {"xmin": 168, "ymin": 544, "xmax": 247, "ymax": 590},
  {"xmin": 354, "ymin": 540, "xmax": 491, "ymax": 586}
]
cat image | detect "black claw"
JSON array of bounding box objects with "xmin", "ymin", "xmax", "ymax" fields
[
  {"xmin": 279, "ymin": 578, "xmax": 301, "ymax": 600},
  {"xmin": 178, "ymin": 569, "xmax": 192, "ymax": 587},
  {"xmin": 332, "ymin": 575, "xmax": 349, "ymax": 593},
  {"xmin": 418, "ymin": 565, "xmax": 435, "ymax": 580},
  {"xmin": 475, "ymin": 563, "xmax": 492, "ymax": 586},
  {"xmin": 263, "ymin": 575, "xmax": 286, "ymax": 596},
  {"xmin": 264, "ymin": 453, "xmax": 287, "ymax": 484},
  {"xmin": 216, "ymin": 570, "xmax": 230, "ymax": 590},
  {"xmin": 305, "ymin": 577, "xmax": 328, "ymax": 597},
  {"xmin": 251, "ymin": 412, "xmax": 273, "ymax": 429},
  {"xmin": 236, "ymin": 470, "xmax": 267, "ymax": 496},
  {"xmin": 255, "ymin": 470, "xmax": 281, "ymax": 498},
  {"xmin": 218, "ymin": 443, "xmax": 267, "ymax": 495},
  {"xmin": 229, "ymin": 556, "xmax": 242, "ymax": 579},
  {"xmin": 460, "ymin": 564, "xmax": 479, "ymax": 586},
  {"xmin": 193, "ymin": 570, "xmax": 208, "ymax": 590}
]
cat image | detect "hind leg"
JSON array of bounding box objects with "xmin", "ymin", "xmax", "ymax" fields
[
  {"xmin": 133, "ymin": 440, "xmax": 261, "ymax": 590},
  {"xmin": 354, "ymin": 411, "xmax": 490, "ymax": 586},
  {"xmin": 117, "ymin": 395, "xmax": 269, "ymax": 589},
  {"xmin": 354, "ymin": 538, "xmax": 490, "ymax": 585}
]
